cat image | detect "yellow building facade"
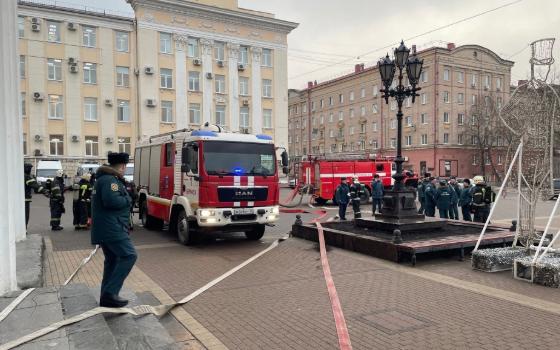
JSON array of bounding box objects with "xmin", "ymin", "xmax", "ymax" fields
[{"xmin": 18, "ymin": 0, "xmax": 297, "ymax": 171}]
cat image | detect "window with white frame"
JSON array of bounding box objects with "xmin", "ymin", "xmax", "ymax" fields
[
  {"xmin": 118, "ymin": 137, "xmax": 131, "ymax": 154},
  {"xmin": 349, "ymin": 126, "xmax": 354, "ymax": 135},
  {"xmin": 360, "ymin": 87, "xmax": 365, "ymax": 98},
  {"xmin": 329, "ymin": 113, "xmax": 333, "ymax": 122},
  {"xmin": 471, "ymin": 74, "xmax": 477, "ymax": 87},
  {"xmin": 443, "ymin": 68, "xmax": 450, "ymax": 81},
  {"xmin": 360, "ymin": 123, "xmax": 366, "ymax": 133},
  {"xmin": 188, "ymin": 71, "xmax": 200, "ymax": 91},
  {"xmin": 390, "ymin": 119, "xmax": 396, "ymax": 129},
  {"xmin": 320, "ymin": 114, "xmax": 324, "ymax": 124},
  {"xmin": 47, "ymin": 21, "xmax": 60, "ymax": 42},
  {"xmin": 406, "ymin": 135, "xmax": 412, "ymax": 146},
  {"xmin": 159, "ymin": 32, "xmax": 172, "ymax": 54},
  {"xmin": 240, "ymin": 107, "xmax": 249, "ymax": 128},
  {"xmin": 263, "ymin": 109, "xmax": 272, "ymax": 129},
  {"xmin": 83, "ymin": 63, "xmax": 97, "ymax": 84},
  {"xmin": 484, "ymin": 75, "xmax": 490, "ymax": 89},
  {"xmin": 20, "ymin": 93, "xmax": 26, "ymax": 117},
  {"xmin": 472, "ymin": 155, "xmax": 477, "ymax": 165},
  {"xmin": 443, "ymin": 112, "xmax": 449, "ymax": 123},
  {"xmin": 498, "ymin": 154, "xmax": 502, "ymax": 165},
  {"xmin": 82, "ymin": 26, "xmax": 96, "ymax": 47},
  {"xmin": 443, "ymin": 133, "xmax": 449, "ymax": 144},
  {"xmin": 373, "ymin": 85, "xmax": 378, "ymax": 96},
  {"xmin": 311, "ymin": 101, "xmax": 315, "ymax": 111},
  {"xmin": 188, "ymin": 38, "xmax": 199, "ymax": 58},
  {"xmin": 302, "ymin": 103, "xmax": 307, "ymax": 113},
  {"xmin": 338, "ymin": 111, "xmax": 344, "ymax": 120},
  {"xmin": 421, "ymin": 70, "xmax": 428, "ymax": 83},
  {"xmin": 349, "ymin": 91, "xmax": 355, "ymax": 101},
  {"xmin": 262, "ymin": 48, "xmax": 273, "ymax": 67},
  {"xmin": 405, "ymin": 97, "xmax": 412, "ymax": 108},
  {"xmin": 349, "ymin": 108, "xmax": 354, "ymax": 118},
  {"xmin": 85, "ymin": 136, "xmax": 99, "ymax": 156},
  {"xmin": 48, "ymin": 95, "xmax": 63, "ymax": 119},
  {"xmin": 361, "ymin": 105, "xmax": 366, "ymax": 116},
  {"xmin": 497, "ymin": 97, "xmax": 503, "ymax": 109},
  {"xmin": 215, "ymin": 74, "xmax": 225, "ymax": 94},
  {"xmin": 19, "ymin": 55, "xmax": 25, "ymax": 79},
  {"xmin": 457, "ymin": 71, "xmax": 464, "ymax": 83},
  {"xmin": 443, "ymin": 91, "xmax": 449, "ymax": 103},
  {"xmin": 160, "ymin": 68, "xmax": 173, "ymax": 88},
  {"xmin": 214, "ymin": 42, "xmax": 225, "ymax": 61},
  {"xmin": 84, "ymin": 97, "xmax": 97, "ymax": 121},
  {"xmin": 372, "ymin": 103, "xmax": 378, "ymax": 113},
  {"xmin": 472, "ymin": 94, "xmax": 477, "ymax": 105},
  {"xmin": 117, "ymin": 100, "xmax": 130, "ymax": 122},
  {"xmin": 471, "ymin": 115, "xmax": 477, "ymax": 125},
  {"xmin": 458, "ymin": 134, "xmax": 463, "ymax": 145},
  {"xmin": 239, "ymin": 46, "xmax": 249, "ymax": 65},
  {"xmin": 421, "ymin": 113, "xmax": 428, "ymax": 124},
  {"xmin": 329, "ymin": 96, "xmax": 334, "ymax": 106},
  {"xmin": 320, "ymin": 99, "xmax": 324, "ymax": 108},
  {"xmin": 18, "ymin": 16, "xmax": 24, "ymax": 38},
  {"xmin": 338, "ymin": 128, "xmax": 344, "ymax": 137},
  {"xmin": 339, "ymin": 93, "xmax": 344, "ymax": 104},
  {"xmin": 161, "ymin": 101, "xmax": 173, "ymax": 123},
  {"xmin": 421, "ymin": 134, "xmax": 428, "ymax": 145},
  {"xmin": 49, "ymin": 135, "xmax": 64, "ymax": 155},
  {"xmin": 372, "ymin": 122, "xmax": 377, "ymax": 131},
  {"xmin": 390, "ymin": 100, "xmax": 397, "ymax": 110},
  {"xmin": 189, "ymin": 103, "xmax": 201, "ymax": 124},
  {"xmin": 485, "ymin": 153, "xmax": 491, "ymax": 165},
  {"xmin": 471, "ymin": 135, "xmax": 477, "ymax": 145},
  {"xmin": 239, "ymin": 77, "xmax": 249, "ymax": 96},
  {"xmin": 496, "ymin": 77, "xmax": 502, "ymax": 90},
  {"xmin": 115, "ymin": 31, "xmax": 129, "ymax": 52},
  {"xmin": 497, "ymin": 135, "xmax": 503, "ymax": 146},
  {"xmin": 116, "ymin": 66, "xmax": 129, "ymax": 87},
  {"xmin": 421, "ymin": 93, "xmax": 427, "ymax": 105},
  {"xmin": 372, "ymin": 140, "xmax": 378, "ymax": 149},
  {"xmin": 457, "ymin": 93, "xmax": 464, "ymax": 104},
  {"xmin": 360, "ymin": 140, "xmax": 365, "ymax": 150},
  {"xmin": 329, "ymin": 129, "xmax": 334, "ymax": 138},
  {"xmin": 458, "ymin": 113, "xmax": 464, "ymax": 125},
  {"xmin": 47, "ymin": 59, "xmax": 62, "ymax": 81},
  {"xmin": 215, "ymin": 105, "xmax": 226, "ymax": 127},
  {"xmin": 262, "ymin": 79, "xmax": 272, "ymax": 98},
  {"xmin": 390, "ymin": 138, "xmax": 396, "ymax": 148},
  {"xmin": 406, "ymin": 116, "xmax": 413, "ymax": 126}
]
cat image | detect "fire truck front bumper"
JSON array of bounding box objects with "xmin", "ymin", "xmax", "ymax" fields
[{"xmin": 196, "ymin": 206, "xmax": 280, "ymax": 227}]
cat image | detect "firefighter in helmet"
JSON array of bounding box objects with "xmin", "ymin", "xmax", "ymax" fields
[
  {"xmin": 349, "ymin": 177, "xmax": 363, "ymax": 219},
  {"xmin": 24, "ymin": 163, "xmax": 46, "ymax": 228},
  {"xmin": 48, "ymin": 169, "xmax": 66, "ymax": 230},
  {"xmin": 471, "ymin": 176, "xmax": 495, "ymax": 223},
  {"xmin": 73, "ymin": 173, "xmax": 92, "ymax": 230}
]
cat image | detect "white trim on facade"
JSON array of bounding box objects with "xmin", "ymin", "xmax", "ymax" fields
[{"xmin": 18, "ymin": 7, "xmax": 133, "ymax": 32}]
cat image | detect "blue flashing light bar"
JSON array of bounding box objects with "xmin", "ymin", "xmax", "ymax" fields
[
  {"xmin": 191, "ymin": 130, "xmax": 218, "ymax": 137},
  {"xmin": 256, "ymin": 134, "xmax": 273, "ymax": 140}
]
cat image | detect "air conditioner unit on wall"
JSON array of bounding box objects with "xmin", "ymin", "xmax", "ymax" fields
[
  {"xmin": 144, "ymin": 66, "xmax": 154, "ymax": 75},
  {"xmin": 69, "ymin": 64, "xmax": 78, "ymax": 73},
  {"xmin": 33, "ymin": 92, "xmax": 44, "ymax": 101},
  {"xmin": 71, "ymin": 135, "xmax": 80, "ymax": 142},
  {"xmin": 240, "ymin": 128, "xmax": 249, "ymax": 134},
  {"xmin": 67, "ymin": 22, "xmax": 76, "ymax": 31},
  {"xmin": 193, "ymin": 58, "xmax": 202, "ymax": 66},
  {"xmin": 31, "ymin": 23, "xmax": 40, "ymax": 32},
  {"xmin": 34, "ymin": 135, "xmax": 42, "ymax": 142},
  {"xmin": 217, "ymin": 60, "xmax": 224, "ymax": 67},
  {"xmin": 31, "ymin": 17, "xmax": 41, "ymax": 24},
  {"xmin": 206, "ymin": 72, "xmax": 213, "ymax": 79},
  {"xmin": 146, "ymin": 99, "xmax": 157, "ymax": 107},
  {"xmin": 105, "ymin": 137, "xmax": 114, "ymax": 144},
  {"xmin": 237, "ymin": 63, "xmax": 245, "ymax": 71},
  {"xmin": 242, "ymin": 99, "xmax": 249, "ymax": 106},
  {"xmin": 105, "ymin": 99, "xmax": 113, "ymax": 106},
  {"xmin": 68, "ymin": 57, "xmax": 76, "ymax": 64}
]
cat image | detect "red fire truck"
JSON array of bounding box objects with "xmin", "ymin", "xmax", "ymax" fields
[
  {"xmin": 134, "ymin": 126, "xmax": 288, "ymax": 245},
  {"xmin": 294, "ymin": 154, "xmax": 417, "ymax": 205}
]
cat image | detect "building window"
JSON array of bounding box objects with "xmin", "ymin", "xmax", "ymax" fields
[
  {"xmin": 421, "ymin": 134, "xmax": 428, "ymax": 145},
  {"xmin": 189, "ymin": 103, "xmax": 201, "ymax": 124},
  {"xmin": 49, "ymin": 135, "xmax": 64, "ymax": 156},
  {"xmin": 406, "ymin": 116, "xmax": 413, "ymax": 126},
  {"xmin": 390, "ymin": 138, "xmax": 396, "ymax": 148},
  {"xmin": 239, "ymin": 77, "xmax": 249, "ymax": 96},
  {"xmin": 115, "ymin": 31, "xmax": 129, "ymax": 52},
  {"xmin": 18, "ymin": 16, "xmax": 24, "ymax": 38},
  {"xmin": 83, "ymin": 63, "xmax": 97, "ymax": 84},
  {"xmin": 320, "ymin": 114, "xmax": 324, "ymax": 124},
  {"xmin": 47, "ymin": 21, "xmax": 61, "ymax": 42},
  {"xmin": 263, "ymin": 109, "xmax": 272, "ymax": 129},
  {"xmin": 215, "ymin": 105, "xmax": 226, "ymax": 127},
  {"xmin": 349, "ymin": 126, "xmax": 354, "ymax": 135},
  {"xmin": 498, "ymin": 154, "xmax": 503, "ymax": 165},
  {"xmin": 338, "ymin": 111, "xmax": 344, "ymax": 121},
  {"xmin": 361, "ymin": 105, "xmax": 366, "ymax": 116},
  {"xmin": 329, "ymin": 96, "xmax": 334, "ymax": 106},
  {"xmin": 443, "ymin": 68, "xmax": 450, "ymax": 81},
  {"xmin": 457, "ymin": 71, "xmax": 464, "ymax": 83},
  {"xmin": 497, "ymin": 135, "xmax": 503, "ymax": 146},
  {"xmin": 118, "ymin": 137, "xmax": 131, "ymax": 154},
  {"xmin": 372, "ymin": 122, "xmax": 377, "ymax": 132},
  {"xmin": 496, "ymin": 77, "xmax": 502, "ymax": 90},
  {"xmin": 159, "ymin": 32, "xmax": 173, "ymax": 54},
  {"xmin": 239, "ymin": 46, "xmax": 249, "ymax": 65},
  {"xmin": 116, "ymin": 66, "xmax": 129, "ymax": 87},
  {"xmin": 471, "ymin": 74, "xmax": 477, "ymax": 87},
  {"xmin": 457, "ymin": 93, "xmax": 464, "ymax": 104},
  {"xmin": 82, "ymin": 26, "xmax": 96, "ymax": 47},
  {"xmin": 390, "ymin": 100, "xmax": 396, "ymax": 110},
  {"xmin": 302, "ymin": 103, "xmax": 307, "ymax": 113},
  {"xmin": 497, "ymin": 97, "xmax": 503, "ymax": 109},
  {"xmin": 349, "ymin": 108, "xmax": 354, "ymax": 118},
  {"xmin": 320, "ymin": 99, "xmax": 324, "ymax": 108},
  {"xmin": 23, "ymin": 133, "xmax": 27, "ymax": 155},
  {"xmin": 338, "ymin": 128, "xmax": 344, "ymax": 138},
  {"xmin": 47, "ymin": 58, "xmax": 62, "ymax": 81},
  {"xmin": 262, "ymin": 79, "xmax": 272, "ymax": 98},
  {"xmin": 19, "ymin": 55, "xmax": 25, "ymax": 79},
  {"xmin": 472, "ymin": 95, "xmax": 477, "ymax": 105},
  {"xmin": 360, "ymin": 88, "xmax": 366, "ymax": 98},
  {"xmin": 239, "ymin": 107, "xmax": 249, "ymax": 128},
  {"xmin": 188, "ymin": 38, "xmax": 199, "ymax": 58},
  {"xmin": 48, "ymin": 95, "xmax": 63, "ymax": 119},
  {"xmin": 349, "ymin": 91, "xmax": 355, "ymax": 101},
  {"xmin": 329, "ymin": 129, "xmax": 334, "ymax": 138},
  {"xmin": 373, "ymin": 85, "xmax": 379, "ymax": 96},
  {"xmin": 421, "ymin": 93, "xmax": 427, "ymax": 105},
  {"xmin": 160, "ymin": 68, "xmax": 173, "ymax": 89},
  {"xmin": 311, "ymin": 101, "xmax": 316, "ymax": 111},
  {"xmin": 421, "ymin": 70, "xmax": 428, "ymax": 83},
  {"xmin": 406, "ymin": 135, "xmax": 412, "ymax": 146},
  {"xmin": 339, "ymin": 94, "xmax": 344, "ymax": 104},
  {"xmin": 390, "ymin": 119, "xmax": 396, "ymax": 129},
  {"xmin": 20, "ymin": 92, "xmax": 26, "ymax": 117},
  {"xmin": 360, "ymin": 123, "xmax": 366, "ymax": 133},
  {"xmin": 484, "ymin": 75, "xmax": 490, "ymax": 89},
  {"xmin": 485, "ymin": 154, "xmax": 491, "ymax": 165},
  {"xmin": 117, "ymin": 100, "xmax": 130, "ymax": 122},
  {"xmin": 161, "ymin": 101, "xmax": 173, "ymax": 123},
  {"xmin": 372, "ymin": 140, "xmax": 378, "ymax": 149},
  {"xmin": 262, "ymin": 48, "xmax": 273, "ymax": 67},
  {"xmin": 443, "ymin": 112, "xmax": 449, "ymax": 123},
  {"xmin": 443, "ymin": 133, "xmax": 449, "ymax": 144},
  {"xmin": 405, "ymin": 97, "xmax": 412, "ymax": 108},
  {"xmin": 471, "ymin": 135, "xmax": 477, "ymax": 145},
  {"xmin": 458, "ymin": 134, "xmax": 463, "ymax": 145},
  {"xmin": 472, "ymin": 155, "xmax": 477, "ymax": 165},
  {"xmin": 84, "ymin": 97, "xmax": 97, "ymax": 121},
  {"xmin": 214, "ymin": 41, "xmax": 225, "ymax": 61},
  {"xmin": 372, "ymin": 103, "xmax": 378, "ymax": 114},
  {"xmin": 188, "ymin": 71, "xmax": 200, "ymax": 91},
  {"xmin": 329, "ymin": 113, "xmax": 334, "ymax": 123},
  {"xmin": 214, "ymin": 74, "xmax": 225, "ymax": 94},
  {"xmin": 85, "ymin": 136, "xmax": 99, "ymax": 156},
  {"xmin": 443, "ymin": 91, "xmax": 449, "ymax": 103},
  {"xmin": 457, "ymin": 113, "xmax": 464, "ymax": 125},
  {"xmin": 421, "ymin": 113, "xmax": 428, "ymax": 124}
]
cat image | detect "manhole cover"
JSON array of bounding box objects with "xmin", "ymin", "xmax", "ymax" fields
[{"xmin": 356, "ymin": 309, "xmax": 433, "ymax": 335}]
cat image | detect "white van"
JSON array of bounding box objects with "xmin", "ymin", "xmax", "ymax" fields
[
  {"xmin": 74, "ymin": 163, "xmax": 100, "ymax": 186},
  {"xmin": 36, "ymin": 160, "xmax": 63, "ymax": 187},
  {"xmin": 124, "ymin": 163, "xmax": 134, "ymax": 182}
]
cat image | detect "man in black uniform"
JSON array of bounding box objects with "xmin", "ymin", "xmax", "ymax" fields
[
  {"xmin": 73, "ymin": 174, "xmax": 92, "ymax": 230},
  {"xmin": 48, "ymin": 169, "xmax": 65, "ymax": 231},
  {"xmin": 349, "ymin": 177, "xmax": 363, "ymax": 219},
  {"xmin": 24, "ymin": 163, "xmax": 45, "ymax": 228}
]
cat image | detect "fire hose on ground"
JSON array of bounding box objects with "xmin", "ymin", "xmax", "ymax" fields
[{"xmin": 279, "ymin": 183, "xmax": 316, "ymax": 208}]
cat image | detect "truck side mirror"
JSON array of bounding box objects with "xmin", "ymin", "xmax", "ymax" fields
[{"xmin": 281, "ymin": 151, "xmax": 289, "ymax": 167}]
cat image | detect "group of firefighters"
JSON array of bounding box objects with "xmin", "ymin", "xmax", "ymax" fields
[
  {"xmin": 334, "ymin": 173, "xmax": 495, "ymax": 223},
  {"xmin": 23, "ymin": 162, "xmax": 137, "ymax": 231}
]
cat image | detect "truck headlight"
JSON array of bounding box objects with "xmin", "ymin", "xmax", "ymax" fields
[
  {"xmin": 272, "ymin": 206, "xmax": 280, "ymax": 214},
  {"xmin": 200, "ymin": 209, "xmax": 215, "ymax": 217}
]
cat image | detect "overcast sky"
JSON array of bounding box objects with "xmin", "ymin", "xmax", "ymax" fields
[{"xmin": 60, "ymin": 0, "xmax": 560, "ymax": 89}]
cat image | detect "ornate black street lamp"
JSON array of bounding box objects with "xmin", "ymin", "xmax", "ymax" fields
[{"xmin": 377, "ymin": 41, "xmax": 424, "ymax": 219}]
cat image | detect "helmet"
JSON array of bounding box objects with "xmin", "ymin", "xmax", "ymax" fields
[
  {"xmin": 82, "ymin": 173, "xmax": 92, "ymax": 181},
  {"xmin": 56, "ymin": 169, "xmax": 64, "ymax": 177},
  {"xmin": 24, "ymin": 163, "xmax": 33, "ymax": 174},
  {"xmin": 473, "ymin": 176, "xmax": 484, "ymax": 184}
]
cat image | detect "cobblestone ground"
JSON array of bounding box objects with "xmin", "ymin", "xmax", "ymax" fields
[{"xmin": 28, "ymin": 190, "xmax": 560, "ymax": 350}]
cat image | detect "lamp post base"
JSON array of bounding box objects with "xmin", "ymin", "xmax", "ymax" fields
[{"xmin": 377, "ymin": 189, "xmax": 424, "ymax": 220}]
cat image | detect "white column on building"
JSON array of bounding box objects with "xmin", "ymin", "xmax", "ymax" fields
[
  {"xmin": 200, "ymin": 39, "xmax": 214, "ymax": 125},
  {"xmin": 0, "ymin": 0, "xmax": 21, "ymax": 293},
  {"xmin": 227, "ymin": 43, "xmax": 240, "ymax": 132},
  {"xmin": 65, "ymin": 44, "xmax": 82, "ymax": 156},
  {"xmin": 99, "ymin": 27, "xmax": 116, "ymax": 153},
  {"xmin": 174, "ymin": 34, "xmax": 188, "ymax": 130},
  {"xmin": 250, "ymin": 47, "xmax": 263, "ymax": 133},
  {"xmin": 27, "ymin": 40, "xmax": 46, "ymax": 155},
  {"xmin": 273, "ymin": 47, "xmax": 289, "ymax": 150}
]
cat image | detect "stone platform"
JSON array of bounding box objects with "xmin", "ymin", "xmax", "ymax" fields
[{"xmin": 355, "ymin": 215, "xmax": 447, "ymax": 232}]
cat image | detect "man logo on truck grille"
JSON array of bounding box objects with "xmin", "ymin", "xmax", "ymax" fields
[{"xmin": 235, "ymin": 190, "xmax": 254, "ymax": 197}]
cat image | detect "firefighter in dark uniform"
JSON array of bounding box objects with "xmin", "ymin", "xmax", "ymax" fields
[
  {"xmin": 125, "ymin": 179, "xmax": 138, "ymax": 230},
  {"xmin": 73, "ymin": 174, "xmax": 92, "ymax": 230},
  {"xmin": 48, "ymin": 169, "xmax": 65, "ymax": 231},
  {"xmin": 471, "ymin": 176, "xmax": 495, "ymax": 223},
  {"xmin": 349, "ymin": 177, "xmax": 363, "ymax": 219},
  {"xmin": 435, "ymin": 180, "xmax": 453, "ymax": 219},
  {"xmin": 91, "ymin": 152, "xmax": 137, "ymax": 308},
  {"xmin": 24, "ymin": 163, "xmax": 44, "ymax": 228}
]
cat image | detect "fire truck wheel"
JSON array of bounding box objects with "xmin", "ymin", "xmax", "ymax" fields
[
  {"xmin": 360, "ymin": 188, "xmax": 371, "ymax": 205},
  {"xmin": 141, "ymin": 200, "xmax": 163, "ymax": 230},
  {"xmin": 245, "ymin": 225, "xmax": 265, "ymax": 240},
  {"xmin": 314, "ymin": 197, "xmax": 327, "ymax": 206},
  {"xmin": 176, "ymin": 210, "xmax": 196, "ymax": 245}
]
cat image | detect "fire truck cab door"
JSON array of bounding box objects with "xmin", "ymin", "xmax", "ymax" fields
[{"xmin": 181, "ymin": 142, "xmax": 200, "ymax": 210}]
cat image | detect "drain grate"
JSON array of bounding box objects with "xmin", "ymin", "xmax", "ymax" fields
[{"xmin": 356, "ymin": 309, "xmax": 433, "ymax": 335}]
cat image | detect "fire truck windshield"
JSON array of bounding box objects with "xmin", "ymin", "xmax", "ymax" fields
[{"xmin": 203, "ymin": 141, "xmax": 276, "ymax": 176}]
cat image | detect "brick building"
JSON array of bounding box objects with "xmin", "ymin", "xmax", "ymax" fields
[{"xmin": 288, "ymin": 43, "xmax": 514, "ymax": 179}]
